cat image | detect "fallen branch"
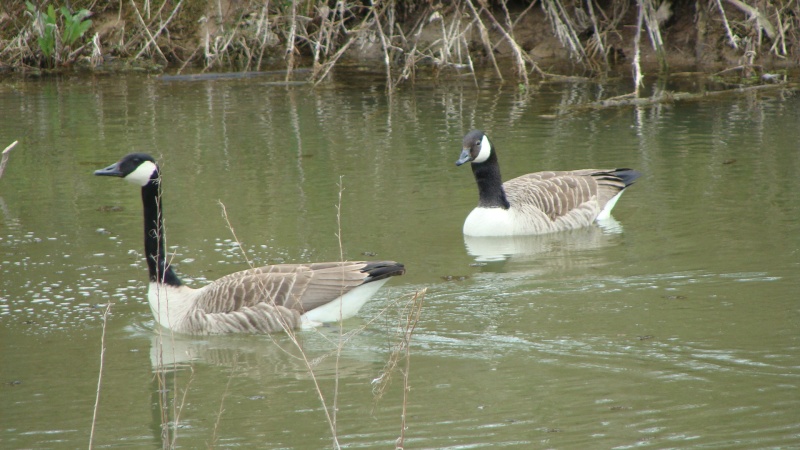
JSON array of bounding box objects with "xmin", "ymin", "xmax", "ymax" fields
[
  {"xmin": 726, "ymin": 0, "xmax": 776, "ymax": 39},
  {"xmin": 0, "ymin": 141, "xmax": 18, "ymax": 180},
  {"xmin": 578, "ymin": 82, "xmax": 794, "ymax": 111}
]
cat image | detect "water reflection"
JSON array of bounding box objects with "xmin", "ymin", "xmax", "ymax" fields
[
  {"xmin": 1, "ymin": 73, "xmax": 799, "ymax": 449},
  {"xmin": 144, "ymin": 324, "xmax": 389, "ymax": 447},
  {"xmin": 464, "ymin": 217, "xmax": 623, "ymax": 263},
  {"xmin": 146, "ymin": 325, "xmax": 382, "ymax": 380}
]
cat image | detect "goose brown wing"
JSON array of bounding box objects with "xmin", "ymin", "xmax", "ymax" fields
[
  {"xmin": 503, "ymin": 171, "xmax": 596, "ymax": 220},
  {"xmin": 194, "ymin": 262, "xmax": 374, "ymax": 315},
  {"xmin": 504, "ymin": 170, "xmax": 630, "ymax": 221}
]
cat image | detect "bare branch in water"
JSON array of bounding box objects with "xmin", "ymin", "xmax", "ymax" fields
[{"xmin": 0, "ymin": 141, "xmax": 19, "ymax": 180}]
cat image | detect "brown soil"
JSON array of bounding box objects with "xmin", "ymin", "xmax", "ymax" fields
[{"xmin": 1, "ymin": 0, "xmax": 797, "ymax": 80}]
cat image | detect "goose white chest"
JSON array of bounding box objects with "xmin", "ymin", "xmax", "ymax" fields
[{"xmin": 462, "ymin": 207, "xmax": 516, "ymax": 236}]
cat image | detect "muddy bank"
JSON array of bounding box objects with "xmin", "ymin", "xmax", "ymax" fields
[{"xmin": 1, "ymin": 1, "xmax": 797, "ymax": 84}]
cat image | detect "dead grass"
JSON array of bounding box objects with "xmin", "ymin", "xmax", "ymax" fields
[{"xmin": 1, "ymin": 0, "xmax": 797, "ymax": 87}]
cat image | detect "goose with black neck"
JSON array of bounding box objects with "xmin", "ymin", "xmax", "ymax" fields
[
  {"xmin": 456, "ymin": 130, "xmax": 641, "ymax": 236},
  {"xmin": 94, "ymin": 153, "xmax": 405, "ymax": 334}
]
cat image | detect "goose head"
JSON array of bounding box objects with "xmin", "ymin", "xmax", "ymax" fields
[
  {"xmin": 94, "ymin": 153, "xmax": 159, "ymax": 187},
  {"xmin": 456, "ymin": 130, "xmax": 493, "ymax": 166}
]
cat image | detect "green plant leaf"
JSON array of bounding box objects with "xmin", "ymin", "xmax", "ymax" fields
[
  {"xmin": 45, "ymin": 4, "xmax": 56, "ymax": 22},
  {"xmin": 60, "ymin": 7, "xmax": 93, "ymax": 46}
]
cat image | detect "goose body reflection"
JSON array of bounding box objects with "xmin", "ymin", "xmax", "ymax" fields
[{"xmin": 464, "ymin": 216, "xmax": 623, "ymax": 263}]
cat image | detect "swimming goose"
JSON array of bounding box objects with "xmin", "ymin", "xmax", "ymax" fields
[
  {"xmin": 456, "ymin": 130, "xmax": 641, "ymax": 236},
  {"xmin": 94, "ymin": 153, "xmax": 405, "ymax": 334}
]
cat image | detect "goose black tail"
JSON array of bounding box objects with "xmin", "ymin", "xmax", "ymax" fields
[
  {"xmin": 611, "ymin": 168, "xmax": 642, "ymax": 187},
  {"xmin": 362, "ymin": 261, "xmax": 406, "ymax": 282}
]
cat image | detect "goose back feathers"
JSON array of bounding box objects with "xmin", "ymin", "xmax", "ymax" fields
[
  {"xmin": 95, "ymin": 153, "xmax": 404, "ymax": 334},
  {"xmin": 457, "ymin": 130, "xmax": 640, "ymax": 236}
]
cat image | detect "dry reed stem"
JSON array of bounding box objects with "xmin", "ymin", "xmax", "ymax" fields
[
  {"xmin": 726, "ymin": 0, "xmax": 776, "ymax": 40},
  {"xmin": 285, "ymin": 1, "xmax": 298, "ymax": 82},
  {"xmin": 311, "ymin": 8, "xmax": 375, "ymax": 84},
  {"xmin": 134, "ymin": 0, "xmax": 184, "ymax": 60},
  {"xmin": 370, "ymin": 288, "xmax": 426, "ymax": 450},
  {"xmin": 217, "ymin": 175, "xmax": 418, "ymax": 449},
  {"xmin": 632, "ymin": 0, "xmax": 645, "ymax": 95},
  {"xmin": 371, "ymin": 3, "xmax": 397, "ymax": 93},
  {"xmin": 464, "ymin": 0, "xmax": 503, "ymax": 81},
  {"xmin": 209, "ymin": 354, "xmax": 239, "ymax": 448},
  {"xmin": 0, "ymin": 141, "xmax": 19, "ymax": 180},
  {"xmin": 88, "ymin": 302, "xmax": 112, "ymax": 450},
  {"xmin": 585, "ymin": 0, "xmax": 609, "ymax": 69},
  {"xmin": 397, "ymin": 288, "xmax": 425, "ymax": 449},
  {"xmin": 129, "ymin": 0, "xmax": 168, "ymax": 62},
  {"xmin": 169, "ymin": 365, "xmax": 195, "ymax": 448},
  {"xmin": 542, "ymin": 0, "xmax": 587, "ymax": 63},
  {"xmin": 217, "ymin": 198, "xmax": 342, "ymax": 448},
  {"xmin": 152, "ymin": 334, "xmax": 174, "ymax": 448},
  {"xmin": 488, "ymin": 1, "xmax": 532, "ymax": 84},
  {"xmin": 715, "ymin": 0, "xmax": 739, "ymax": 49},
  {"xmin": 331, "ymin": 174, "xmax": 347, "ymax": 437}
]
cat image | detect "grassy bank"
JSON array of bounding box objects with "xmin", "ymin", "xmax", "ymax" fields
[{"xmin": 1, "ymin": 0, "xmax": 797, "ymax": 85}]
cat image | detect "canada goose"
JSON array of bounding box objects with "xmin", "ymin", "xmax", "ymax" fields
[
  {"xmin": 456, "ymin": 130, "xmax": 641, "ymax": 236},
  {"xmin": 94, "ymin": 153, "xmax": 405, "ymax": 334}
]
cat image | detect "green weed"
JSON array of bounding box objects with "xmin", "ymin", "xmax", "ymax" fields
[{"xmin": 25, "ymin": 1, "xmax": 92, "ymax": 64}]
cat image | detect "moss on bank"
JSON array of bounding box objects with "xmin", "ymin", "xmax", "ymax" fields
[{"xmin": 1, "ymin": 0, "xmax": 797, "ymax": 85}]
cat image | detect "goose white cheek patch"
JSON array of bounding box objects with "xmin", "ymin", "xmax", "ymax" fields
[
  {"xmin": 472, "ymin": 134, "xmax": 491, "ymax": 163},
  {"xmin": 125, "ymin": 161, "xmax": 158, "ymax": 186}
]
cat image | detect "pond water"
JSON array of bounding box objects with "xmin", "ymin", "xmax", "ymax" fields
[{"xmin": 1, "ymin": 70, "xmax": 798, "ymax": 448}]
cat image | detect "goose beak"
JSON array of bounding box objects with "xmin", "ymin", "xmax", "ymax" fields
[
  {"xmin": 94, "ymin": 162, "xmax": 123, "ymax": 177},
  {"xmin": 455, "ymin": 148, "xmax": 472, "ymax": 166}
]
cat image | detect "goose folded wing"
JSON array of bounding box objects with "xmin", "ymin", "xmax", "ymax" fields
[
  {"xmin": 506, "ymin": 171, "xmax": 600, "ymax": 221},
  {"xmin": 194, "ymin": 262, "xmax": 372, "ymax": 315}
]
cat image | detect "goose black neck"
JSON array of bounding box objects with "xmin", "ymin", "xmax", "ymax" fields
[
  {"xmin": 141, "ymin": 181, "xmax": 182, "ymax": 287},
  {"xmin": 471, "ymin": 154, "xmax": 510, "ymax": 209}
]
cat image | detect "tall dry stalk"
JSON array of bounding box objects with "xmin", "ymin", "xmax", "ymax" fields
[
  {"xmin": 632, "ymin": 0, "xmax": 645, "ymax": 95},
  {"xmin": 584, "ymin": 0, "xmax": 608, "ymax": 69},
  {"xmin": 88, "ymin": 302, "xmax": 112, "ymax": 450},
  {"xmin": 209, "ymin": 354, "xmax": 239, "ymax": 448},
  {"xmin": 134, "ymin": 0, "xmax": 184, "ymax": 60},
  {"xmin": 542, "ymin": 0, "xmax": 588, "ymax": 64},
  {"xmin": 284, "ymin": 0, "xmax": 298, "ymax": 82},
  {"xmin": 330, "ymin": 175, "xmax": 347, "ymax": 438},
  {"xmin": 715, "ymin": 0, "xmax": 740, "ymax": 49},
  {"xmin": 217, "ymin": 199, "xmax": 342, "ymax": 448},
  {"xmin": 168, "ymin": 365, "xmax": 195, "ymax": 448},
  {"xmin": 128, "ymin": 0, "xmax": 168, "ymax": 62},
  {"xmin": 477, "ymin": 1, "xmax": 533, "ymax": 85},
  {"xmin": 642, "ymin": 0, "xmax": 667, "ymax": 71},
  {"xmin": 371, "ymin": 288, "xmax": 426, "ymax": 449}
]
